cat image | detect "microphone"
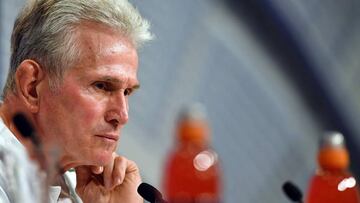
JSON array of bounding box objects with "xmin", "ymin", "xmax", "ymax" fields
[
  {"xmin": 282, "ymin": 181, "xmax": 304, "ymax": 203},
  {"xmin": 12, "ymin": 113, "xmax": 52, "ymax": 203},
  {"xmin": 137, "ymin": 182, "xmax": 168, "ymax": 203},
  {"xmin": 13, "ymin": 113, "xmax": 41, "ymax": 147},
  {"xmin": 12, "ymin": 113, "xmax": 51, "ymax": 170}
]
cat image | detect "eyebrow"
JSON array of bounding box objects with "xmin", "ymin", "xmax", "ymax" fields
[
  {"xmin": 100, "ymin": 76, "xmax": 140, "ymax": 89},
  {"xmin": 132, "ymin": 84, "xmax": 141, "ymax": 89}
]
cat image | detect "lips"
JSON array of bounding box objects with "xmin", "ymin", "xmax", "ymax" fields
[{"xmin": 95, "ymin": 134, "xmax": 119, "ymax": 141}]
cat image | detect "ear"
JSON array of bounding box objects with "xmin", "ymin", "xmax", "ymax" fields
[{"xmin": 14, "ymin": 60, "xmax": 45, "ymax": 113}]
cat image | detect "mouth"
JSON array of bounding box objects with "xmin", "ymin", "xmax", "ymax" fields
[{"xmin": 95, "ymin": 134, "xmax": 119, "ymax": 142}]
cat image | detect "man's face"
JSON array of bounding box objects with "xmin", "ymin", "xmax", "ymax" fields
[{"xmin": 36, "ymin": 23, "xmax": 139, "ymax": 169}]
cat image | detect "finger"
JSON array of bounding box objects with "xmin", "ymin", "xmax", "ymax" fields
[
  {"xmin": 124, "ymin": 159, "xmax": 142, "ymax": 186},
  {"xmin": 91, "ymin": 165, "xmax": 104, "ymax": 174},
  {"xmin": 103, "ymin": 153, "xmax": 116, "ymax": 189},
  {"xmin": 125, "ymin": 159, "xmax": 140, "ymax": 174},
  {"xmin": 112, "ymin": 156, "xmax": 127, "ymax": 188}
]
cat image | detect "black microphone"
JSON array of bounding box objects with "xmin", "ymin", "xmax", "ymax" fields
[
  {"xmin": 12, "ymin": 113, "xmax": 52, "ymax": 203},
  {"xmin": 13, "ymin": 113, "xmax": 41, "ymax": 147},
  {"xmin": 282, "ymin": 181, "xmax": 304, "ymax": 203},
  {"xmin": 12, "ymin": 113, "xmax": 49, "ymax": 171},
  {"xmin": 137, "ymin": 182, "xmax": 168, "ymax": 203}
]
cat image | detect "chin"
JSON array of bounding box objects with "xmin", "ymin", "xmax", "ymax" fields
[{"xmin": 93, "ymin": 150, "xmax": 114, "ymax": 166}]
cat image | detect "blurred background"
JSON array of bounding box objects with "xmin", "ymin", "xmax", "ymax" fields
[{"xmin": 1, "ymin": 0, "xmax": 360, "ymax": 202}]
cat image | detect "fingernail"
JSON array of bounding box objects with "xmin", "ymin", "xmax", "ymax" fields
[
  {"xmin": 116, "ymin": 177, "xmax": 122, "ymax": 185},
  {"xmin": 93, "ymin": 166, "xmax": 103, "ymax": 174}
]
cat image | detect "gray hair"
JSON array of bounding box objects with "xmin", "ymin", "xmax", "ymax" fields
[{"xmin": 3, "ymin": 0, "xmax": 153, "ymax": 96}]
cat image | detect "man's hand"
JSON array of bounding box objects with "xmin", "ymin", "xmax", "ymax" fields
[{"xmin": 75, "ymin": 153, "xmax": 143, "ymax": 203}]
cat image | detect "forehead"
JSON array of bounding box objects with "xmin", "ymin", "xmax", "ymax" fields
[
  {"xmin": 67, "ymin": 22, "xmax": 139, "ymax": 81},
  {"xmin": 75, "ymin": 22, "xmax": 137, "ymax": 64}
]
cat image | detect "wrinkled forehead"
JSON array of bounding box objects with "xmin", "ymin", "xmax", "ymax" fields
[{"xmin": 72, "ymin": 22, "xmax": 137, "ymax": 66}]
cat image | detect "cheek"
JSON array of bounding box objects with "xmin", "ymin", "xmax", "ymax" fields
[
  {"xmin": 40, "ymin": 81, "xmax": 109, "ymax": 142},
  {"xmin": 77, "ymin": 103, "xmax": 103, "ymax": 128},
  {"xmin": 61, "ymin": 88, "xmax": 106, "ymax": 129}
]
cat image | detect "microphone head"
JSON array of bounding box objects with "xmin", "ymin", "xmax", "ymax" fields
[
  {"xmin": 137, "ymin": 182, "xmax": 163, "ymax": 203},
  {"xmin": 282, "ymin": 181, "xmax": 303, "ymax": 202},
  {"xmin": 12, "ymin": 113, "xmax": 35, "ymax": 139}
]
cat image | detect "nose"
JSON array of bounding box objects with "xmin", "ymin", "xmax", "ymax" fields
[{"xmin": 105, "ymin": 92, "xmax": 129, "ymax": 129}]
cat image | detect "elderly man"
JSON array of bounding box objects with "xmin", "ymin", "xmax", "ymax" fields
[{"xmin": 0, "ymin": 0, "xmax": 152, "ymax": 202}]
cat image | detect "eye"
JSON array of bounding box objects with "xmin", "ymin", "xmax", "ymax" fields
[
  {"xmin": 124, "ymin": 88, "xmax": 133, "ymax": 96},
  {"xmin": 93, "ymin": 81, "xmax": 110, "ymax": 91}
]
